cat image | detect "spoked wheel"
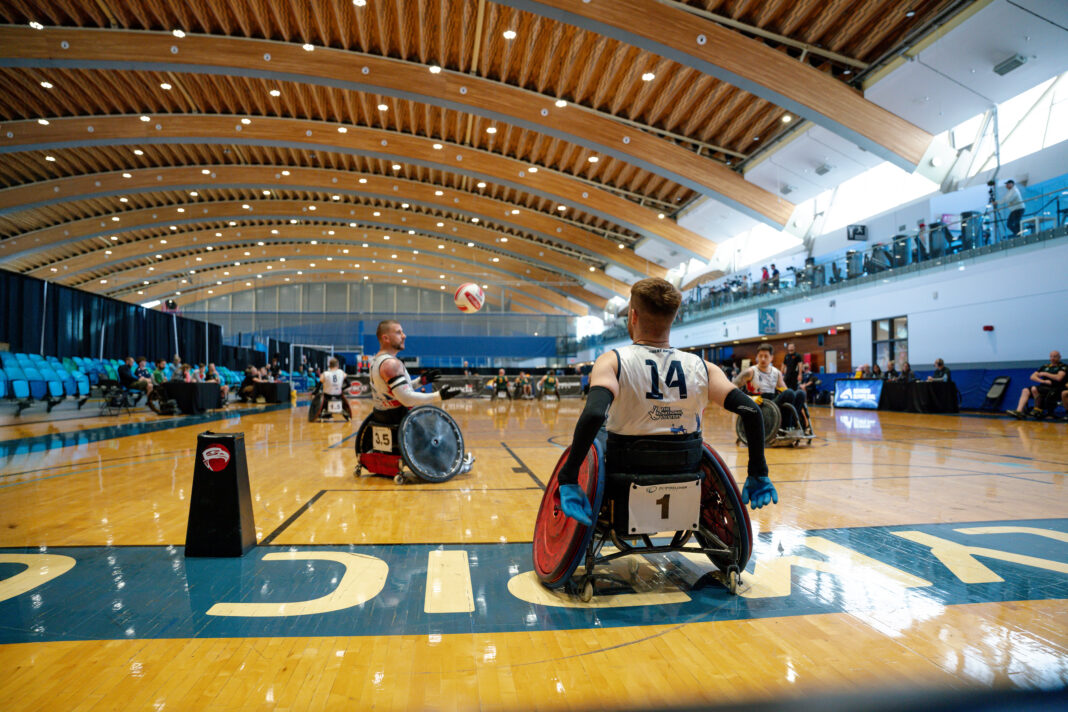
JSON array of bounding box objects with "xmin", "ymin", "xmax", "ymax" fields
[
  {"xmin": 307, "ymin": 391, "xmax": 323, "ymax": 422},
  {"xmin": 694, "ymin": 443, "xmax": 753, "ymax": 574},
  {"xmin": 532, "ymin": 440, "xmax": 605, "ymax": 589},
  {"xmin": 735, "ymin": 399, "xmax": 781, "ymax": 446},
  {"xmin": 397, "ymin": 406, "xmax": 465, "ymax": 483}
]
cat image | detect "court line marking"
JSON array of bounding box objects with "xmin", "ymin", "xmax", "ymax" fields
[
  {"xmin": 0, "ymin": 447, "xmax": 193, "ymax": 477},
  {"xmin": 0, "ymin": 454, "xmax": 180, "ymax": 489},
  {"xmin": 259, "ymin": 489, "xmax": 329, "ymax": 546},
  {"xmin": 500, "ymin": 442, "xmax": 545, "ymax": 490}
]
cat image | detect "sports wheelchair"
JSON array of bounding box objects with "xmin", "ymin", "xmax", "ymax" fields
[
  {"xmin": 353, "ymin": 406, "xmax": 468, "ymax": 484},
  {"xmin": 307, "ymin": 384, "xmax": 351, "ymax": 422},
  {"xmin": 532, "ymin": 434, "xmax": 753, "ymax": 601},
  {"xmin": 735, "ymin": 394, "xmax": 813, "ymax": 448}
]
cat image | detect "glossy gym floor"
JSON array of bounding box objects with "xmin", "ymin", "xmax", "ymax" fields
[{"xmin": 0, "ymin": 397, "xmax": 1065, "ymax": 710}]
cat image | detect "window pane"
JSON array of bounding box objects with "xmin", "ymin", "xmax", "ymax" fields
[
  {"xmin": 894, "ymin": 340, "xmax": 909, "ymax": 369},
  {"xmin": 893, "ymin": 317, "xmax": 908, "ymax": 339},
  {"xmin": 874, "ymin": 342, "xmax": 891, "ymax": 372},
  {"xmin": 874, "ymin": 319, "xmax": 890, "ymax": 341}
]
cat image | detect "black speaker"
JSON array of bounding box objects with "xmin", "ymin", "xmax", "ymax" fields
[{"xmin": 165, "ymin": 299, "xmax": 178, "ymax": 310}]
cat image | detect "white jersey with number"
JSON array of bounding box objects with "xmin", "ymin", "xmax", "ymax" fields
[
  {"xmin": 605, "ymin": 344, "xmax": 708, "ymax": 437},
  {"xmin": 749, "ymin": 365, "xmax": 781, "ymax": 395},
  {"xmin": 322, "ymin": 368, "xmax": 346, "ymax": 396},
  {"xmin": 369, "ymin": 352, "xmax": 409, "ymax": 411}
]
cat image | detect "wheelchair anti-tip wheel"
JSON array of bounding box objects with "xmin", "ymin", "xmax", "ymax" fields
[
  {"xmin": 532, "ymin": 439, "xmax": 605, "ymax": 589},
  {"xmin": 735, "ymin": 398, "xmax": 781, "ymax": 446}
]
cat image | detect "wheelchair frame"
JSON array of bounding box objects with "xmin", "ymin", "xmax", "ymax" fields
[
  {"xmin": 533, "ymin": 439, "xmax": 753, "ymax": 601},
  {"xmin": 353, "ymin": 406, "xmax": 466, "ymax": 485},
  {"xmin": 735, "ymin": 398, "xmax": 814, "ymax": 448}
]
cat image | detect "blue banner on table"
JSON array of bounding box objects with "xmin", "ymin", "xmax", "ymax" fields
[
  {"xmin": 758, "ymin": 308, "xmax": 778, "ymax": 335},
  {"xmin": 834, "ymin": 379, "xmax": 883, "ymax": 409}
]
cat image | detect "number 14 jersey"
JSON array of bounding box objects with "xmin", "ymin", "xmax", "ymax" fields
[{"xmin": 605, "ymin": 344, "xmax": 708, "ymax": 437}]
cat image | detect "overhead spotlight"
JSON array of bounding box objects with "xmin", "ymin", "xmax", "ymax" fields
[
  {"xmin": 241, "ymin": 118, "xmax": 251, "ymax": 125},
  {"xmin": 503, "ymin": 30, "xmax": 517, "ymax": 40},
  {"xmin": 353, "ymin": 0, "xmax": 366, "ymax": 6},
  {"xmin": 432, "ymin": 143, "xmax": 443, "ymax": 150},
  {"xmin": 476, "ymin": 182, "xmax": 486, "ymax": 188},
  {"xmin": 302, "ymin": 43, "xmax": 314, "ymax": 51},
  {"xmin": 587, "ymin": 156, "xmax": 599, "ymax": 163},
  {"xmin": 377, "ymin": 103, "xmax": 389, "ymax": 111},
  {"xmin": 485, "ymin": 126, "xmax": 497, "ymax": 134},
  {"xmin": 29, "ymin": 21, "xmax": 44, "ymax": 30},
  {"xmin": 555, "ymin": 99, "xmax": 567, "ymax": 108},
  {"xmin": 781, "ymin": 115, "xmax": 792, "ymax": 123},
  {"xmin": 40, "ymin": 81, "xmax": 53, "ymax": 89},
  {"xmin": 657, "ymin": 213, "xmax": 665, "ymax": 219},
  {"xmin": 140, "ymin": 115, "xmax": 151, "ymax": 122},
  {"xmin": 641, "ymin": 72, "xmax": 655, "ymax": 81},
  {"xmin": 429, "ymin": 65, "xmax": 442, "ymax": 74},
  {"xmin": 391, "ymin": 164, "xmax": 401, "ymax": 170},
  {"xmin": 172, "ymin": 29, "xmax": 185, "ymax": 38},
  {"xmin": 160, "ymin": 82, "xmax": 172, "ymax": 90},
  {"xmin": 37, "ymin": 118, "xmax": 49, "ymax": 125},
  {"xmin": 269, "ymin": 89, "xmax": 281, "ymax": 97}
]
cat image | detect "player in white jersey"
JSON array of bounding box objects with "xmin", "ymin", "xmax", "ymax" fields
[
  {"xmin": 556, "ymin": 278, "xmax": 777, "ymax": 525},
  {"xmin": 314, "ymin": 357, "xmax": 352, "ymax": 420},
  {"xmin": 733, "ymin": 343, "xmax": 810, "ymax": 432},
  {"xmin": 369, "ymin": 320, "xmax": 474, "ymax": 469}
]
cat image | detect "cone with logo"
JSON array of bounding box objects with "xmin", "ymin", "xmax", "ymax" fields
[{"xmin": 185, "ymin": 431, "xmax": 257, "ymax": 557}]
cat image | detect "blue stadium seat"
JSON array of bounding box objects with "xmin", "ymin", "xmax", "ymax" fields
[{"xmin": 22, "ymin": 367, "xmax": 47, "ymax": 400}]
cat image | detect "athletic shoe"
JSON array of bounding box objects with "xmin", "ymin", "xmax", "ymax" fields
[
  {"xmin": 1006, "ymin": 410, "xmax": 1025, "ymax": 419},
  {"xmin": 1030, "ymin": 407, "xmax": 1045, "ymax": 419}
]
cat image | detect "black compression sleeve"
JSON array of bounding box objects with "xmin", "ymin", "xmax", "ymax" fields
[
  {"xmin": 723, "ymin": 388, "xmax": 769, "ymax": 479},
  {"xmin": 557, "ymin": 386, "xmax": 614, "ymax": 485}
]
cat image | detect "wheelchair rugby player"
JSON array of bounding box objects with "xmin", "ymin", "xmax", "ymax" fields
[
  {"xmin": 532, "ymin": 278, "xmax": 776, "ymax": 599},
  {"xmin": 354, "ymin": 320, "xmax": 475, "ymax": 484}
]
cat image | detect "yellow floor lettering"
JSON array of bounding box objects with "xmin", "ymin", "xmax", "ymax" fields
[
  {"xmin": 892, "ymin": 531, "xmax": 1068, "ymax": 584},
  {"xmin": 0, "ymin": 554, "xmax": 76, "ymax": 603},
  {"xmin": 424, "ymin": 550, "xmax": 474, "ymax": 613},
  {"xmin": 206, "ymin": 551, "xmax": 388, "ymax": 617}
]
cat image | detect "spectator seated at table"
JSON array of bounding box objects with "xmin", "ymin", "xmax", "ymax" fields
[
  {"xmin": 885, "ymin": 364, "xmax": 899, "ymax": 381},
  {"xmin": 269, "ymin": 356, "xmax": 282, "ymax": 381},
  {"xmin": 798, "ymin": 363, "xmax": 821, "ymax": 403},
  {"xmin": 872, "ymin": 363, "xmax": 883, "ymax": 379},
  {"xmin": 896, "ymin": 363, "xmax": 916, "ymax": 382},
  {"xmin": 239, "ymin": 365, "xmax": 267, "ymax": 403},
  {"xmin": 151, "ymin": 359, "xmax": 168, "ymax": 385},
  {"xmin": 171, "ymin": 363, "xmax": 193, "ymax": 383},
  {"xmin": 204, "ymin": 363, "xmax": 229, "ymax": 404},
  {"xmin": 1007, "ymin": 350, "xmax": 1066, "ymax": 420},
  {"xmin": 927, "ymin": 358, "xmax": 952, "ymax": 382},
  {"xmin": 118, "ymin": 356, "xmax": 153, "ymax": 401},
  {"xmin": 855, "ymin": 364, "xmax": 873, "ymax": 379}
]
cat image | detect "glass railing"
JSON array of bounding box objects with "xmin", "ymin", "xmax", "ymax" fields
[{"xmin": 559, "ymin": 185, "xmax": 1068, "ymax": 355}]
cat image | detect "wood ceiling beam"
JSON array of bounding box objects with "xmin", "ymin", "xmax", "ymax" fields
[
  {"xmin": 0, "ymin": 164, "xmax": 663, "ymax": 278},
  {"xmin": 495, "ymin": 0, "xmax": 934, "ymax": 170},
  {"xmin": 0, "ymin": 25, "xmax": 789, "ymax": 230},
  {"xmin": 122, "ymin": 255, "xmax": 593, "ymax": 313},
  {"xmin": 0, "ymin": 114, "xmax": 716, "ymax": 261},
  {"xmin": 3, "ymin": 196, "xmax": 628, "ymax": 299}
]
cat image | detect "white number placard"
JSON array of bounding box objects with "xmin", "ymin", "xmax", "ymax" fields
[
  {"xmin": 627, "ymin": 479, "xmax": 701, "ymax": 535},
  {"xmin": 372, "ymin": 426, "xmax": 393, "ymax": 451},
  {"xmin": 327, "ymin": 400, "xmax": 343, "ymax": 413}
]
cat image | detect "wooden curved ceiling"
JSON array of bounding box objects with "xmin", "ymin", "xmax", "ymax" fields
[{"xmin": 0, "ymin": 0, "xmax": 955, "ymax": 313}]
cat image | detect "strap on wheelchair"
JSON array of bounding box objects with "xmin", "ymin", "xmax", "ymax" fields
[{"xmin": 605, "ymin": 432, "xmax": 703, "ymax": 475}]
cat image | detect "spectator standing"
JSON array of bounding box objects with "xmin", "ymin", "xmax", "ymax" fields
[
  {"xmin": 782, "ymin": 343, "xmax": 803, "ymax": 390},
  {"xmin": 1001, "ymin": 179, "xmax": 1025, "ymax": 237},
  {"xmin": 770, "ymin": 264, "xmax": 780, "ymax": 291},
  {"xmin": 927, "ymin": 358, "xmax": 952, "ymax": 382}
]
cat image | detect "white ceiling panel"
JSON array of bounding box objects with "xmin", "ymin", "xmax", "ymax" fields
[
  {"xmin": 677, "ymin": 196, "xmax": 761, "ymax": 244},
  {"xmin": 634, "ymin": 236, "xmax": 688, "ymax": 267},
  {"xmin": 865, "ymin": 0, "xmax": 1068, "ymax": 134}
]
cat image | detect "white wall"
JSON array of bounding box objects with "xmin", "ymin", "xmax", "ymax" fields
[{"xmin": 603, "ymin": 235, "xmax": 1068, "ymax": 369}]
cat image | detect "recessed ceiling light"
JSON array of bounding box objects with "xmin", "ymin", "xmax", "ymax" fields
[
  {"xmin": 476, "ymin": 182, "xmax": 486, "ymax": 188},
  {"xmin": 588, "ymin": 266, "xmax": 595, "ymax": 272},
  {"xmin": 189, "ymin": 191, "xmax": 198, "ymax": 196},
  {"xmin": 401, "ymin": 203, "xmax": 409, "ymax": 208},
  {"xmin": 262, "ymin": 190, "xmax": 271, "ymax": 196},
  {"xmin": 641, "ymin": 72, "xmax": 655, "ymax": 81},
  {"xmin": 133, "ymin": 149, "xmax": 144, "ymax": 155},
  {"xmin": 302, "ymin": 43, "xmax": 314, "ymax": 51},
  {"xmin": 485, "ymin": 126, "xmax": 497, "ymax": 134},
  {"xmin": 753, "ymin": 136, "xmax": 760, "ymax": 141},
  {"xmin": 906, "ymin": 10, "xmax": 916, "ymax": 17},
  {"xmin": 37, "ymin": 118, "xmax": 49, "ymax": 125},
  {"xmin": 160, "ymin": 82, "xmax": 172, "ymax": 90},
  {"xmin": 140, "ymin": 115, "xmax": 151, "ymax": 122},
  {"xmin": 29, "ymin": 21, "xmax": 44, "ymax": 30},
  {"xmin": 172, "ymin": 29, "xmax": 185, "ymax": 38},
  {"xmin": 432, "ymin": 143, "xmax": 443, "ymax": 150},
  {"xmin": 201, "ymin": 168, "xmax": 210, "ymax": 174},
  {"xmin": 358, "ymin": 177, "xmax": 367, "ymax": 183},
  {"xmin": 510, "ymin": 209, "xmax": 520, "ymax": 215},
  {"xmin": 353, "ymin": 0, "xmax": 366, "ymax": 6},
  {"xmin": 491, "ymin": 257, "xmax": 499, "ymax": 262},
  {"xmin": 434, "ymin": 190, "xmax": 444, "ymax": 196},
  {"xmin": 555, "ymin": 100, "xmax": 566, "ymax": 108},
  {"xmin": 119, "ymin": 197, "xmax": 128, "ymax": 203},
  {"xmin": 503, "ymin": 30, "xmax": 517, "ymax": 40},
  {"xmin": 528, "ymin": 166, "xmax": 538, "ymax": 173},
  {"xmin": 618, "ymin": 243, "xmax": 625, "ymax": 249},
  {"xmin": 557, "ymin": 205, "xmax": 566, "ymax": 211},
  {"xmin": 308, "ymin": 205, "xmax": 316, "ymax": 210},
  {"xmin": 391, "ymin": 164, "xmax": 401, "ymax": 170},
  {"xmin": 657, "ymin": 213, "xmax": 665, "ymax": 219},
  {"xmin": 241, "ymin": 118, "xmax": 251, "ymax": 125},
  {"xmin": 588, "ymin": 156, "xmax": 599, "ymax": 163},
  {"xmin": 373, "ymin": 211, "xmax": 381, "ymax": 216},
  {"xmin": 471, "ymin": 217, "xmax": 479, "ymax": 223},
  {"xmin": 429, "ymin": 65, "xmax": 442, "ymax": 74},
  {"xmin": 40, "ymin": 81, "xmax": 53, "ymax": 89},
  {"xmin": 270, "ymin": 89, "xmax": 281, "ymax": 97},
  {"xmin": 338, "ymin": 126, "xmax": 348, "ymax": 133},
  {"xmin": 467, "ymin": 242, "xmax": 474, "ymax": 247},
  {"xmin": 281, "ymin": 169, "xmax": 290, "ymax": 175},
  {"xmin": 44, "ymin": 155, "xmax": 56, "ymax": 162},
  {"xmin": 377, "ymin": 103, "xmax": 389, "ymax": 111}
]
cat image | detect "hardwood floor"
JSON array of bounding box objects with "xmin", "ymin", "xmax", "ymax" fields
[{"xmin": 0, "ymin": 398, "xmax": 1065, "ymax": 710}]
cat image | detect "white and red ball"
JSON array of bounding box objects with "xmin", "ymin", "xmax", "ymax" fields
[{"xmin": 453, "ymin": 283, "xmax": 485, "ymax": 313}]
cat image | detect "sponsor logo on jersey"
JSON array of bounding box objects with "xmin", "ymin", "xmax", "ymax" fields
[
  {"xmin": 648, "ymin": 405, "xmax": 684, "ymax": 420},
  {"xmin": 201, "ymin": 444, "xmax": 230, "ymax": 472}
]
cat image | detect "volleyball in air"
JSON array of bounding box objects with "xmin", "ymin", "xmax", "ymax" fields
[{"xmin": 453, "ymin": 283, "xmax": 485, "ymax": 313}]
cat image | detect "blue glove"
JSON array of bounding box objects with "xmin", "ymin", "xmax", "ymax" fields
[
  {"xmin": 741, "ymin": 476, "xmax": 778, "ymax": 510},
  {"xmin": 558, "ymin": 484, "xmax": 593, "ymax": 525}
]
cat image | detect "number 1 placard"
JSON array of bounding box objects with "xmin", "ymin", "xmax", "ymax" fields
[{"xmin": 626, "ymin": 479, "xmax": 701, "ymax": 535}]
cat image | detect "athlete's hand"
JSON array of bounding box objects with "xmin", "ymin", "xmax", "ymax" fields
[
  {"xmin": 439, "ymin": 385, "xmax": 461, "ymax": 401},
  {"xmin": 558, "ymin": 484, "xmax": 593, "ymax": 525},
  {"xmin": 422, "ymin": 369, "xmax": 442, "ymax": 383},
  {"xmin": 741, "ymin": 475, "xmax": 778, "ymax": 509}
]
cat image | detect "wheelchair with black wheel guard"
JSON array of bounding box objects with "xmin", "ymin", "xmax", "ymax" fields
[
  {"xmin": 532, "ymin": 434, "xmax": 753, "ymax": 601},
  {"xmin": 353, "ymin": 406, "xmax": 468, "ymax": 484},
  {"xmin": 735, "ymin": 395, "xmax": 814, "ymax": 448},
  {"xmin": 307, "ymin": 383, "xmax": 351, "ymax": 422}
]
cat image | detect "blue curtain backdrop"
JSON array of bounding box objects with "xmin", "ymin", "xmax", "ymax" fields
[{"xmin": 0, "ymin": 268, "xmax": 222, "ymax": 364}]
